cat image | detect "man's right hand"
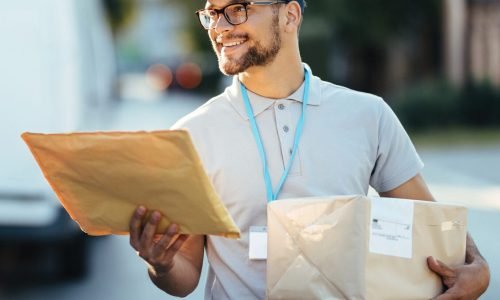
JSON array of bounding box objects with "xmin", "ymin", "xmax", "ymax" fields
[{"xmin": 129, "ymin": 206, "xmax": 189, "ymax": 277}]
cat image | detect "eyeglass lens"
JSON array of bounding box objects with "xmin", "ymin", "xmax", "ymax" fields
[{"xmin": 199, "ymin": 4, "xmax": 248, "ymax": 29}]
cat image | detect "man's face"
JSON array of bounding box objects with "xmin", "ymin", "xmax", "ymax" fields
[{"xmin": 205, "ymin": 0, "xmax": 282, "ymax": 75}]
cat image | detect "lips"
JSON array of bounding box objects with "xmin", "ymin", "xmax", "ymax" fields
[
  {"xmin": 218, "ymin": 39, "xmax": 247, "ymax": 56},
  {"xmin": 221, "ymin": 40, "xmax": 246, "ymax": 47},
  {"xmin": 215, "ymin": 34, "xmax": 248, "ymax": 55}
]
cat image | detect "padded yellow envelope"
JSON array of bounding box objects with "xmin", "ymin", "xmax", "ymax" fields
[{"xmin": 22, "ymin": 130, "xmax": 240, "ymax": 238}]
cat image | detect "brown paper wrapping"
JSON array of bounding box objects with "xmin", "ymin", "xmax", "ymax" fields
[
  {"xmin": 22, "ymin": 130, "xmax": 240, "ymax": 238},
  {"xmin": 267, "ymin": 195, "xmax": 467, "ymax": 299}
]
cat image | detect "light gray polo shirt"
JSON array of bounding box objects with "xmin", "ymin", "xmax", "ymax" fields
[{"xmin": 171, "ymin": 64, "xmax": 423, "ymax": 300}]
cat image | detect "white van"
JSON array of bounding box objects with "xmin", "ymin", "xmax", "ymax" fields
[{"xmin": 0, "ymin": 0, "xmax": 115, "ymax": 281}]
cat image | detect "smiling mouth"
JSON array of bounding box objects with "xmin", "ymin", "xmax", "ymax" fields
[
  {"xmin": 215, "ymin": 35, "xmax": 248, "ymax": 52},
  {"xmin": 217, "ymin": 39, "xmax": 247, "ymax": 56},
  {"xmin": 221, "ymin": 40, "xmax": 246, "ymax": 47}
]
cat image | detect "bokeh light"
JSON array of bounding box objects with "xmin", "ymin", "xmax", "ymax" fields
[
  {"xmin": 146, "ymin": 64, "xmax": 173, "ymax": 91},
  {"xmin": 175, "ymin": 63, "xmax": 202, "ymax": 90}
]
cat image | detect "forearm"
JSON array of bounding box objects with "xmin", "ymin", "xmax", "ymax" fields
[{"xmin": 147, "ymin": 254, "xmax": 202, "ymax": 297}]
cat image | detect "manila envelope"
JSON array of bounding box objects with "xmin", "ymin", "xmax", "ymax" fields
[
  {"xmin": 267, "ymin": 195, "xmax": 467, "ymax": 299},
  {"xmin": 22, "ymin": 130, "xmax": 240, "ymax": 238}
]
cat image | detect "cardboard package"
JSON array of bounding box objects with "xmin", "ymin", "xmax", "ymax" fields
[
  {"xmin": 22, "ymin": 130, "xmax": 240, "ymax": 238},
  {"xmin": 267, "ymin": 195, "xmax": 467, "ymax": 299}
]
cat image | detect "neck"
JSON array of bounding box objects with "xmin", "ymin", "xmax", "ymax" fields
[{"xmin": 238, "ymin": 54, "xmax": 304, "ymax": 99}]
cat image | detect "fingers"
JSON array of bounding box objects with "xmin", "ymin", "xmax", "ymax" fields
[
  {"xmin": 151, "ymin": 224, "xmax": 179, "ymax": 258},
  {"xmin": 433, "ymin": 293, "xmax": 457, "ymax": 300},
  {"xmin": 129, "ymin": 206, "xmax": 147, "ymax": 250},
  {"xmin": 140, "ymin": 211, "xmax": 161, "ymax": 249},
  {"xmin": 150, "ymin": 233, "xmax": 189, "ymax": 277},
  {"xmin": 128, "ymin": 208, "xmax": 186, "ymax": 275},
  {"xmin": 162, "ymin": 234, "xmax": 189, "ymax": 263},
  {"xmin": 427, "ymin": 256, "xmax": 456, "ymax": 279},
  {"xmin": 427, "ymin": 256, "xmax": 458, "ymax": 289},
  {"xmin": 432, "ymin": 285, "xmax": 465, "ymax": 300}
]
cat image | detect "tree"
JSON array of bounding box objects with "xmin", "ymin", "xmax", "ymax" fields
[
  {"xmin": 301, "ymin": 0, "xmax": 442, "ymax": 94},
  {"xmin": 102, "ymin": 0, "xmax": 138, "ymax": 36}
]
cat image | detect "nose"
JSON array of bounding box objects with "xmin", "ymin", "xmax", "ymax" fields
[{"xmin": 213, "ymin": 12, "xmax": 233, "ymax": 34}]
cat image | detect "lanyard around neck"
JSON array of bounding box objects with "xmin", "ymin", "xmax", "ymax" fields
[{"xmin": 240, "ymin": 69, "xmax": 310, "ymax": 202}]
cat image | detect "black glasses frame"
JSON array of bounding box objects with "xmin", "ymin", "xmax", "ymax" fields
[{"xmin": 195, "ymin": 1, "xmax": 287, "ymax": 30}]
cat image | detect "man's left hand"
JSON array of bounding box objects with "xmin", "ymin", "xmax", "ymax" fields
[{"xmin": 427, "ymin": 256, "xmax": 490, "ymax": 300}]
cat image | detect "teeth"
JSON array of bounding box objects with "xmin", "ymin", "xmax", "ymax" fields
[{"xmin": 223, "ymin": 41, "xmax": 244, "ymax": 47}]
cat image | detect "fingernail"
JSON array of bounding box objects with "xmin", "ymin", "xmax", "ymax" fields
[
  {"xmin": 137, "ymin": 206, "xmax": 146, "ymax": 215},
  {"xmin": 152, "ymin": 211, "xmax": 160, "ymax": 222},
  {"xmin": 168, "ymin": 224, "xmax": 178, "ymax": 234}
]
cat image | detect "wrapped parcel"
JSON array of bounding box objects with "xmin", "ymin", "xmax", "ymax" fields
[
  {"xmin": 267, "ymin": 195, "xmax": 467, "ymax": 299},
  {"xmin": 22, "ymin": 130, "xmax": 240, "ymax": 238}
]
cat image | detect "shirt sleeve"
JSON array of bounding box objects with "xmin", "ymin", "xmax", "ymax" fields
[{"xmin": 369, "ymin": 100, "xmax": 424, "ymax": 193}]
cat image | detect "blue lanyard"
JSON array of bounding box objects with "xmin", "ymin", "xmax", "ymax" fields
[{"xmin": 240, "ymin": 69, "xmax": 310, "ymax": 202}]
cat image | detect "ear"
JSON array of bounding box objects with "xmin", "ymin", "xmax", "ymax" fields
[{"xmin": 283, "ymin": 1, "xmax": 302, "ymax": 33}]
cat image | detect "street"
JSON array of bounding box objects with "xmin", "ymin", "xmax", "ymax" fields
[{"xmin": 2, "ymin": 92, "xmax": 499, "ymax": 300}]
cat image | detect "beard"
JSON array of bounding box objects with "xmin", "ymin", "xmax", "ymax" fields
[{"xmin": 213, "ymin": 13, "xmax": 281, "ymax": 75}]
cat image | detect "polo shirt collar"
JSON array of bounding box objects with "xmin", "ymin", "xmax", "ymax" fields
[{"xmin": 226, "ymin": 63, "xmax": 322, "ymax": 120}]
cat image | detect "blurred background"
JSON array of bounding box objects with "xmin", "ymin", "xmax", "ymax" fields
[{"xmin": 0, "ymin": 0, "xmax": 498, "ymax": 299}]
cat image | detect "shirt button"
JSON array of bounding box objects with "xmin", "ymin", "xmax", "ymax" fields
[
  {"xmin": 289, "ymin": 148, "xmax": 293, "ymax": 155},
  {"xmin": 278, "ymin": 104, "xmax": 285, "ymax": 110},
  {"xmin": 283, "ymin": 125, "xmax": 289, "ymax": 133}
]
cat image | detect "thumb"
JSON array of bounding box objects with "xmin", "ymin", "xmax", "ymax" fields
[{"xmin": 427, "ymin": 256, "xmax": 456, "ymax": 279}]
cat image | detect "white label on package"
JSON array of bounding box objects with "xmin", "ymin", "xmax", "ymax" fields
[
  {"xmin": 249, "ymin": 226, "xmax": 267, "ymax": 260},
  {"xmin": 369, "ymin": 197, "xmax": 414, "ymax": 259}
]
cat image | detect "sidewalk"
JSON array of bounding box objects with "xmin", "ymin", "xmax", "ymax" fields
[{"xmin": 419, "ymin": 145, "xmax": 500, "ymax": 210}]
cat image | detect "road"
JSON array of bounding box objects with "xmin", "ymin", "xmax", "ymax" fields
[{"xmin": 2, "ymin": 92, "xmax": 499, "ymax": 299}]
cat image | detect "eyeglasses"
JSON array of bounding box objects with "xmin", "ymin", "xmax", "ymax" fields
[{"xmin": 195, "ymin": 1, "xmax": 287, "ymax": 30}]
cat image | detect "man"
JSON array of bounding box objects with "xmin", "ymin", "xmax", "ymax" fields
[{"xmin": 129, "ymin": 0, "xmax": 490, "ymax": 299}]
